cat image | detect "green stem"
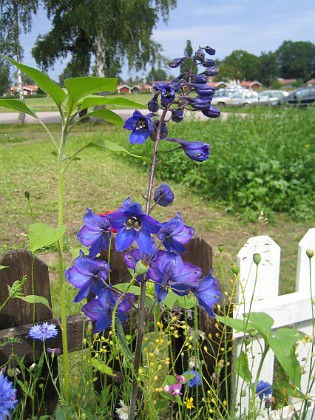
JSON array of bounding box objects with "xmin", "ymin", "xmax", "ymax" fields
[{"xmin": 250, "ymin": 344, "xmax": 270, "ymax": 417}]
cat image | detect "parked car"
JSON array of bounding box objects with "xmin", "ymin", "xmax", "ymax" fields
[
  {"xmin": 254, "ymin": 90, "xmax": 288, "ymax": 106},
  {"xmin": 282, "ymin": 86, "xmax": 315, "ymax": 106},
  {"xmin": 212, "ymin": 90, "xmax": 258, "ymax": 107}
]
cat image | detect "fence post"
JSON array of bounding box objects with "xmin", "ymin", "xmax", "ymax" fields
[
  {"xmin": 233, "ymin": 235, "xmax": 281, "ymax": 416},
  {"xmin": 0, "ymin": 249, "xmax": 58, "ymax": 417},
  {"xmin": 295, "ymin": 228, "xmax": 315, "ymax": 293}
]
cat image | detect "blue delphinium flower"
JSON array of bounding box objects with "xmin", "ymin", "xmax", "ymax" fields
[
  {"xmin": 123, "ymin": 110, "xmax": 152, "ymax": 144},
  {"xmin": 123, "ymin": 246, "xmax": 165, "ymax": 282},
  {"xmin": 148, "ymin": 252, "xmax": 201, "ymax": 302},
  {"xmin": 202, "ymin": 105, "xmax": 220, "ymax": 119},
  {"xmin": 256, "ymin": 380, "xmax": 272, "ymax": 399},
  {"xmin": 183, "ymin": 369, "xmax": 202, "ymax": 387},
  {"xmin": 0, "ymin": 373, "xmax": 18, "ymax": 418},
  {"xmin": 166, "ymin": 138, "xmax": 210, "ymax": 162},
  {"xmin": 28, "ymin": 322, "xmax": 58, "ymax": 341},
  {"xmin": 154, "ymin": 183, "xmax": 174, "ymax": 207},
  {"xmin": 191, "ymin": 269, "xmax": 221, "ymax": 317},
  {"xmin": 168, "ymin": 57, "xmax": 186, "ymax": 68},
  {"xmin": 106, "ymin": 198, "xmax": 161, "ymax": 254},
  {"xmin": 82, "ymin": 286, "xmax": 135, "ymax": 332},
  {"xmin": 157, "ymin": 212, "xmax": 194, "ymax": 253},
  {"xmin": 65, "ymin": 251, "xmax": 109, "ymax": 302},
  {"xmin": 153, "ymin": 82, "xmax": 176, "ymax": 107},
  {"xmin": 77, "ymin": 208, "xmax": 113, "ymax": 258}
]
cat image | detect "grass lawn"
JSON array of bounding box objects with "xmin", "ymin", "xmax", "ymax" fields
[{"xmin": 0, "ymin": 120, "xmax": 312, "ymax": 310}]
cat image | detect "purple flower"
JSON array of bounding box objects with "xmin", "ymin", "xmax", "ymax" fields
[
  {"xmin": 191, "ymin": 269, "xmax": 221, "ymax": 317},
  {"xmin": 186, "ymin": 96, "xmax": 212, "ymax": 111},
  {"xmin": 28, "ymin": 322, "xmax": 58, "ymax": 341},
  {"xmin": 157, "ymin": 212, "xmax": 194, "ymax": 253},
  {"xmin": 148, "ymin": 93, "xmax": 160, "ymax": 112},
  {"xmin": 82, "ymin": 286, "xmax": 135, "ymax": 332},
  {"xmin": 183, "ymin": 369, "xmax": 202, "ymax": 387},
  {"xmin": 166, "ymin": 138, "xmax": 210, "ymax": 162},
  {"xmin": 194, "ymin": 74, "xmax": 208, "ymax": 84},
  {"xmin": 77, "ymin": 208, "xmax": 113, "ymax": 258},
  {"xmin": 201, "ymin": 58, "xmax": 215, "ymax": 67},
  {"xmin": 123, "ymin": 246, "xmax": 164, "ymax": 282},
  {"xmin": 163, "ymin": 381, "xmax": 183, "ymax": 396},
  {"xmin": 123, "ymin": 110, "xmax": 152, "ymax": 144},
  {"xmin": 154, "ymin": 183, "xmax": 174, "ymax": 207},
  {"xmin": 202, "ymin": 105, "xmax": 221, "ymax": 119},
  {"xmin": 171, "ymin": 108, "xmax": 184, "ymax": 123},
  {"xmin": 256, "ymin": 380, "xmax": 272, "ymax": 399},
  {"xmin": 189, "ymin": 83, "xmax": 215, "ymax": 97},
  {"xmin": 168, "ymin": 57, "xmax": 186, "ymax": 68},
  {"xmin": 204, "ymin": 46, "xmax": 216, "ymax": 55},
  {"xmin": 153, "ymin": 83, "xmax": 176, "ymax": 106},
  {"xmin": 106, "ymin": 198, "xmax": 161, "ymax": 254},
  {"xmin": 65, "ymin": 251, "xmax": 109, "ymax": 302},
  {"xmin": 148, "ymin": 252, "xmax": 201, "ymax": 302},
  {"xmin": 195, "ymin": 48, "xmax": 205, "ymax": 61},
  {"xmin": 150, "ymin": 120, "xmax": 168, "ymax": 140},
  {"xmin": 202, "ymin": 67, "xmax": 218, "ymax": 77},
  {"xmin": 0, "ymin": 373, "xmax": 18, "ymax": 418}
]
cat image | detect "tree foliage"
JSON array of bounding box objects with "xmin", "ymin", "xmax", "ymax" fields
[
  {"xmin": 32, "ymin": 0, "xmax": 177, "ymax": 78},
  {"xmin": 275, "ymin": 40, "xmax": 315, "ymax": 80}
]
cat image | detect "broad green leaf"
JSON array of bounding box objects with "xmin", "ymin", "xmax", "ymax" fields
[
  {"xmin": 87, "ymin": 139, "xmax": 150, "ymax": 163},
  {"xmin": 269, "ymin": 328, "xmax": 304, "ymax": 388},
  {"xmin": 29, "ymin": 223, "xmax": 67, "ymax": 252},
  {"xmin": 90, "ymin": 358, "xmax": 117, "ymax": 377},
  {"xmin": 86, "ymin": 108, "xmax": 123, "ymax": 126},
  {"xmin": 235, "ymin": 351, "xmax": 252, "ymax": 383},
  {"xmin": 216, "ymin": 315, "xmax": 250, "ymax": 333},
  {"xmin": 64, "ymin": 77, "xmax": 117, "ymax": 104},
  {"xmin": 0, "ymin": 99, "xmax": 37, "ymax": 117},
  {"xmin": 245, "ymin": 312, "xmax": 273, "ymax": 341},
  {"xmin": 114, "ymin": 283, "xmax": 141, "ymax": 296},
  {"xmin": 5, "ymin": 57, "xmax": 66, "ymax": 109},
  {"xmin": 17, "ymin": 294, "xmax": 51, "ymax": 309},
  {"xmin": 163, "ymin": 290, "xmax": 178, "ymax": 309},
  {"xmin": 80, "ymin": 95, "xmax": 145, "ymax": 110}
]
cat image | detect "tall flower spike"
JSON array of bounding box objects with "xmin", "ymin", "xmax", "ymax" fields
[{"xmin": 123, "ymin": 110, "xmax": 152, "ymax": 144}]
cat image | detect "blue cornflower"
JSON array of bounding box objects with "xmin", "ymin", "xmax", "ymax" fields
[
  {"xmin": 154, "ymin": 183, "xmax": 174, "ymax": 207},
  {"xmin": 77, "ymin": 208, "xmax": 113, "ymax": 258},
  {"xmin": 166, "ymin": 138, "xmax": 210, "ymax": 162},
  {"xmin": 148, "ymin": 252, "xmax": 202, "ymax": 303},
  {"xmin": 256, "ymin": 380, "xmax": 272, "ymax": 399},
  {"xmin": 106, "ymin": 198, "xmax": 161, "ymax": 254},
  {"xmin": 123, "ymin": 110, "xmax": 152, "ymax": 144},
  {"xmin": 183, "ymin": 369, "xmax": 202, "ymax": 387},
  {"xmin": 191, "ymin": 269, "xmax": 221, "ymax": 317},
  {"xmin": 157, "ymin": 212, "xmax": 194, "ymax": 253},
  {"xmin": 0, "ymin": 373, "xmax": 18, "ymax": 418},
  {"xmin": 65, "ymin": 251, "xmax": 109, "ymax": 302},
  {"xmin": 153, "ymin": 83, "xmax": 176, "ymax": 106},
  {"xmin": 28, "ymin": 322, "xmax": 58, "ymax": 341},
  {"xmin": 82, "ymin": 286, "xmax": 135, "ymax": 332}
]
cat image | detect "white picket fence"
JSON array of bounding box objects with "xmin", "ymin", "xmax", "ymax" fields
[{"xmin": 232, "ymin": 228, "xmax": 315, "ymax": 419}]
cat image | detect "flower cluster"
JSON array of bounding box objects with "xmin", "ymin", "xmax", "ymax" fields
[
  {"xmin": 123, "ymin": 45, "xmax": 220, "ymax": 161},
  {"xmin": 65, "ymin": 45, "xmax": 221, "ymax": 334}
]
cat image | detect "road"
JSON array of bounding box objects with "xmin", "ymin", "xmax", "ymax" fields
[{"xmin": 0, "ymin": 109, "xmax": 229, "ymax": 124}]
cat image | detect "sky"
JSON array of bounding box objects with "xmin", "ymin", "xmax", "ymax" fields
[{"xmin": 19, "ymin": 0, "xmax": 315, "ymax": 82}]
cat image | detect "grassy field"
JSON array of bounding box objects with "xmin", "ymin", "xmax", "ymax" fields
[{"xmin": 0, "ymin": 116, "xmax": 312, "ymax": 308}]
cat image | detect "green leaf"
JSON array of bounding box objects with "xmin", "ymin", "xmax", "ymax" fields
[
  {"xmin": 87, "ymin": 139, "xmax": 150, "ymax": 163},
  {"xmin": 0, "ymin": 265, "xmax": 8, "ymax": 270},
  {"xmin": 80, "ymin": 95, "xmax": 145, "ymax": 110},
  {"xmin": 64, "ymin": 77, "xmax": 117, "ymax": 104},
  {"xmin": 86, "ymin": 108, "xmax": 124, "ymax": 126},
  {"xmin": 90, "ymin": 358, "xmax": 117, "ymax": 377},
  {"xmin": 0, "ymin": 99, "xmax": 37, "ymax": 117},
  {"xmin": 216, "ymin": 315, "xmax": 250, "ymax": 333},
  {"xmin": 115, "ymin": 320, "xmax": 133, "ymax": 359},
  {"xmin": 5, "ymin": 57, "xmax": 66, "ymax": 109},
  {"xmin": 29, "ymin": 223, "xmax": 67, "ymax": 252},
  {"xmin": 114, "ymin": 283, "xmax": 141, "ymax": 296},
  {"xmin": 235, "ymin": 351, "xmax": 252, "ymax": 383},
  {"xmin": 17, "ymin": 294, "xmax": 51, "ymax": 309},
  {"xmin": 269, "ymin": 328, "xmax": 304, "ymax": 388},
  {"xmin": 245, "ymin": 312, "xmax": 273, "ymax": 341}
]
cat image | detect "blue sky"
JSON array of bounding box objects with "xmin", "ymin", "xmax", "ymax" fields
[{"xmin": 20, "ymin": 0, "xmax": 315, "ymax": 81}]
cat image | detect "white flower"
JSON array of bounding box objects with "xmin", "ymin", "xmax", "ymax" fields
[{"xmin": 116, "ymin": 400, "xmax": 131, "ymax": 420}]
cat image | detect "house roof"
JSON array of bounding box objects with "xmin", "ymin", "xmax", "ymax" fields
[
  {"xmin": 240, "ymin": 81, "xmax": 262, "ymax": 88},
  {"xmin": 11, "ymin": 84, "xmax": 38, "ymax": 92},
  {"xmin": 277, "ymin": 78, "xmax": 296, "ymax": 85}
]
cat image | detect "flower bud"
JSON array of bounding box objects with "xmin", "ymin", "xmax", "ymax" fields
[
  {"xmin": 204, "ymin": 46, "xmax": 216, "ymax": 55},
  {"xmin": 253, "ymin": 253, "xmax": 261, "ymax": 265},
  {"xmin": 306, "ymin": 248, "xmax": 314, "ymax": 259},
  {"xmin": 148, "ymin": 93, "xmax": 160, "ymax": 112},
  {"xmin": 169, "ymin": 57, "xmax": 186, "ymax": 68},
  {"xmin": 171, "ymin": 108, "xmax": 184, "ymax": 123},
  {"xmin": 24, "ymin": 191, "xmax": 30, "ymax": 199},
  {"xmin": 194, "ymin": 74, "xmax": 208, "ymax": 84},
  {"xmin": 135, "ymin": 260, "xmax": 149, "ymax": 275},
  {"xmin": 154, "ymin": 183, "xmax": 174, "ymax": 207},
  {"xmin": 201, "ymin": 59, "xmax": 216, "ymax": 67}
]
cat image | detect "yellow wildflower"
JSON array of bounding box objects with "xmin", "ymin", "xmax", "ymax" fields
[{"xmin": 184, "ymin": 397, "xmax": 195, "ymax": 409}]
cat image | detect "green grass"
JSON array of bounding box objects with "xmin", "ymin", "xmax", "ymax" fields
[{"xmin": 0, "ymin": 118, "xmax": 312, "ymax": 299}]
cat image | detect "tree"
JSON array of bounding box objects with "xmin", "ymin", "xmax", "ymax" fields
[
  {"xmin": 32, "ymin": 0, "xmax": 177, "ymax": 79},
  {"xmin": 0, "ymin": 58, "xmax": 10, "ymax": 95},
  {"xmin": 222, "ymin": 50, "xmax": 260, "ymax": 81},
  {"xmin": 275, "ymin": 40, "xmax": 315, "ymax": 81},
  {"xmin": 0, "ymin": 0, "xmax": 39, "ymax": 120},
  {"xmin": 180, "ymin": 40, "xmax": 197, "ymax": 79},
  {"xmin": 147, "ymin": 67, "xmax": 168, "ymax": 83},
  {"xmin": 258, "ymin": 51, "xmax": 278, "ymax": 87}
]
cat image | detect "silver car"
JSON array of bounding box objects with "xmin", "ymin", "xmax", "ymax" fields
[
  {"xmin": 254, "ymin": 90, "xmax": 288, "ymax": 106},
  {"xmin": 212, "ymin": 90, "xmax": 258, "ymax": 107}
]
